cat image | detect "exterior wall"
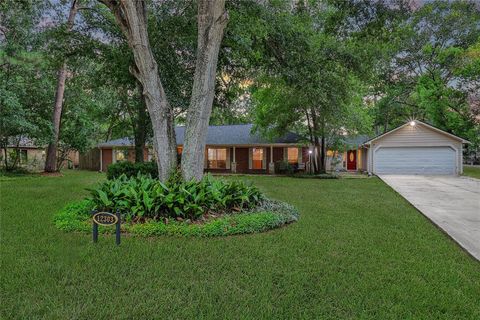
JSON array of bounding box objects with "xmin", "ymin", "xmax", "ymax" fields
[
  {"xmin": 1, "ymin": 147, "xmax": 45, "ymax": 171},
  {"xmin": 100, "ymin": 147, "xmax": 150, "ymax": 172},
  {"xmin": 99, "ymin": 145, "xmax": 307, "ymax": 174},
  {"xmin": 101, "ymin": 148, "xmax": 113, "ymax": 172},
  {"xmin": 27, "ymin": 149, "xmax": 45, "ymax": 170},
  {"xmin": 1, "ymin": 148, "xmax": 78, "ymax": 170},
  {"xmin": 368, "ymin": 123, "xmax": 464, "ymax": 175},
  {"xmin": 359, "ymin": 147, "xmax": 368, "ymax": 171}
]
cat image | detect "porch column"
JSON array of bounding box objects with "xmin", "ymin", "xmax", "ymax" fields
[
  {"xmin": 268, "ymin": 145, "xmax": 275, "ymax": 174},
  {"xmin": 231, "ymin": 146, "xmax": 237, "ymax": 173},
  {"xmin": 99, "ymin": 148, "xmax": 103, "ymax": 172}
]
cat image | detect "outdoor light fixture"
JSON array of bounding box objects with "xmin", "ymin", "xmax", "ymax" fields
[
  {"xmin": 410, "ymin": 121, "xmax": 416, "ymax": 126},
  {"xmin": 308, "ymin": 150, "xmax": 313, "ymax": 154}
]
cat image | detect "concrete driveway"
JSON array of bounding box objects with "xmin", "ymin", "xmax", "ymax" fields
[{"xmin": 379, "ymin": 175, "xmax": 480, "ymax": 261}]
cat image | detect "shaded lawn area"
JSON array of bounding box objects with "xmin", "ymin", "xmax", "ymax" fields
[
  {"xmin": 1, "ymin": 171, "xmax": 479, "ymax": 319},
  {"xmin": 463, "ymin": 166, "xmax": 480, "ymax": 179}
]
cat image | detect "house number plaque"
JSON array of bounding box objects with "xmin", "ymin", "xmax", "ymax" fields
[{"xmin": 92, "ymin": 211, "xmax": 121, "ymax": 245}]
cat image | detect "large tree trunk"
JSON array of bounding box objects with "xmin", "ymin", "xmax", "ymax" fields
[
  {"xmin": 2, "ymin": 137, "xmax": 8, "ymax": 170},
  {"xmin": 181, "ymin": 0, "xmax": 228, "ymax": 181},
  {"xmin": 135, "ymin": 82, "xmax": 148, "ymax": 163},
  {"xmin": 44, "ymin": 0, "xmax": 79, "ymax": 172},
  {"xmin": 99, "ymin": 0, "xmax": 177, "ymax": 181},
  {"xmin": 319, "ymin": 116, "xmax": 326, "ymax": 173}
]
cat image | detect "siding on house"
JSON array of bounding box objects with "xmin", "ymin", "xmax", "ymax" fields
[
  {"xmin": 101, "ymin": 148, "xmax": 112, "ymax": 172},
  {"xmin": 367, "ymin": 123, "xmax": 464, "ymax": 174}
]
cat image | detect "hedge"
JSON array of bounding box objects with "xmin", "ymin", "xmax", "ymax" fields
[{"xmin": 106, "ymin": 161, "xmax": 158, "ymax": 180}]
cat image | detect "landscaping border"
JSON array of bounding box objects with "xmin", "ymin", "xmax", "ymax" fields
[{"xmin": 54, "ymin": 198, "xmax": 299, "ymax": 237}]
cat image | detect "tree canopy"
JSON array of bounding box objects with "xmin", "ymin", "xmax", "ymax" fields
[{"xmin": 1, "ymin": 0, "xmax": 479, "ymax": 172}]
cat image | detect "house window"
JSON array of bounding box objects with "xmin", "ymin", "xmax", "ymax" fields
[
  {"xmin": 207, "ymin": 148, "xmax": 227, "ymax": 169},
  {"xmin": 19, "ymin": 149, "xmax": 28, "ymax": 164},
  {"xmin": 287, "ymin": 148, "xmax": 299, "ymax": 165},
  {"xmin": 115, "ymin": 149, "xmax": 128, "ymax": 162},
  {"xmin": 251, "ymin": 148, "xmax": 264, "ymax": 169}
]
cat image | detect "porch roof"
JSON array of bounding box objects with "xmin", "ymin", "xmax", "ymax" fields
[{"xmin": 98, "ymin": 124, "xmax": 303, "ymax": 148}]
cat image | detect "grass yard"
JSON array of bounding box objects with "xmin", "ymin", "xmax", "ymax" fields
[
  {"xmin": 1, "ymin": 171, "xmax": 479, "ymax": 319},
  {"xmin": 463, "ymin": 166, "xmax": 480, "ymax": 179}
]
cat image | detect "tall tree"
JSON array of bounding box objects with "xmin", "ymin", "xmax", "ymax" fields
[
  {"xmin": 44, "ymin": 0, "xmax": 80, "ymax": 172},
  {"xmin": 99, "ymin": 0, "xmax": 227, "ymax": 181},
  {"xmin": 373, "ymin": 0, "xmax": 480, "ymax": 147},
  {"xmin": 180, "ymin": 1, "xmax": 228, "ymax": 180},
  {"xmin": 98, "ymin": 0, "xmax": 177, "ymax": 181},
  {"xmin": 0, "ymin": 0, "xmax": 51, "ymax": 171}
]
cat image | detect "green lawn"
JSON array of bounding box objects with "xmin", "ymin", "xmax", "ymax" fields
[
  {"xmin": 463, "ymin": 166, "xmax": 480, "ymax": 179},
  {"xmin": 1, "ymin": 171, "xmax": 479, "ymax": 319}
]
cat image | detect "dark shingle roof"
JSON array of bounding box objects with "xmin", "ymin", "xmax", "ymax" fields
[
  {"xmin": 341, "ymin": 135, "xmax": 371, "ymax": 146},
  {"xmin": 7, "ymin": 136, "xmax": 43, "ymax": 148},
  {"xmin": 98, "ymin": 124, "xmax": 302, "ymax": 148}
]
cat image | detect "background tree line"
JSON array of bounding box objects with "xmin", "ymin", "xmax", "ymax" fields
[{"xmin": 1, "ymin": 0, "xmax": 478, "ymax": 174}]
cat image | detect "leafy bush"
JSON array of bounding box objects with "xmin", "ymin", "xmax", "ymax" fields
[
  {"xmin": 106, "ymin": 161, "xmax": 158, "ymax": 180},
  {"xmin": 88, "ymin": 174, "xmax": 264, "ymax": 221},
  {"xmin": 274, "ymin": 160, "xmax": 295, "ymax": 174},
  {"xmin": 54, "ymin": 198, "xmax": 298, "ymax": 237}
]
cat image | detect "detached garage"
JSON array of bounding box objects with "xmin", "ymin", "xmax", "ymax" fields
[{"xmin": 361, "ymin": 121, "xmax": 469, "ymax": 175}]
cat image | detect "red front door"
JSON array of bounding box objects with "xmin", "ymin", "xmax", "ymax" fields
[{"xmin": 347, "ymin": 150, "xmax": 357, "ymax": 171}]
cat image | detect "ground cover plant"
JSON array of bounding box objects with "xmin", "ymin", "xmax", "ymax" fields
[
  {"xmin": 1, "ymin": 170, "xmax": 479, "ymax": 319},
  {"xmin": 54, "ymin": 173, "xmax": 298, "ymax": 237}
]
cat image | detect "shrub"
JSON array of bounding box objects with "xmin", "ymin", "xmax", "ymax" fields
[
  {"xmin": 274, "ymin": 160, "xmax": 294, "ymax": 174},
  {"xmin": 54, "ymin": 198, "xmax": 298, "ymax": 237},
  {"xmin": 88, "ymin": 174, "xmax": 264, "ymax": 221},
  {"xmin": 106, "ymin": 161, "xmax": 158, "ymax": 180}
]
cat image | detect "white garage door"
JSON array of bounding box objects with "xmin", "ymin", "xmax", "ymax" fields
[{"xmin": 374, "ymin": 147, "xmax": 456, "ymax": 175}]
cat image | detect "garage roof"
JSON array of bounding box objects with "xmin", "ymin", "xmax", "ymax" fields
[{"xmin": 362, "ymin": 120, "xmax": 470, "ymax": 146}]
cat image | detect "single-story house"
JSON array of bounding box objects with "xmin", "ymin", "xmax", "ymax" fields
[
  {"xmin": 1, "ymin": 137, "xmax": 80, "ymax": 171},
  {"xmin": 95, "ymin": 121, "xmax": 468, "ymax": 176},
  {"xmin": 1, "ymin": 137, "xmax": 46, "ymax": 170},
  {"xmin": 359, "ymin": 120, "xmax": 469, "ymax": 175},
  {"xmin": 97, "ymin": 124, "xmax": 311, "ymax": 174}
]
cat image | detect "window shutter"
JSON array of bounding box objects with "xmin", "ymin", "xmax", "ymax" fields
[
  {"xmin": 262, "ymin": 148, "xmax": 267, "ymax": 169},
  {"xmin": 283, "ymin": 148, "xmax": 287, "ymax": 161},
  {"xmin": 248, "ymin": 148, "xmax": 252, "ymax": 169},
  {"xmin": 298, "ymin": 147, "xmax": 303, "ymax": 164},
  {"xmin": 226, "ymin": 148, "xmax": 231, "ymax": 169},
  {"xmin": 112, "ymin": 149, "xmax": 116, "ymax": 163}
]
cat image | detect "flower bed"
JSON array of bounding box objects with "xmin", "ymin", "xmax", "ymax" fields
[{"xmin": 54, "ymin": 174, "xmax": 299, "ymax": 237}]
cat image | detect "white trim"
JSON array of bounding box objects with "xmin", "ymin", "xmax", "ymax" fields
[
  {"xmin": 226, "ymin": 148, "xmax": 231, "ymax": 170},
  {"xmin": 262, "ymin": 147, "xmax": 267, "ymax": 169},
  {"xmin": 372, "ymin": 144, "xmax": 459, "ymax": 175},
  {"xmin": 248, "ymin": 148, "xmax": 252, "ymax": 169},
  {"xmin": 363, "ymin": 120, "xmax": 469, "ymax": 146},
  {"xmin": 100, "ymin": 148, "xmax": 103, "ymax": 172}
]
